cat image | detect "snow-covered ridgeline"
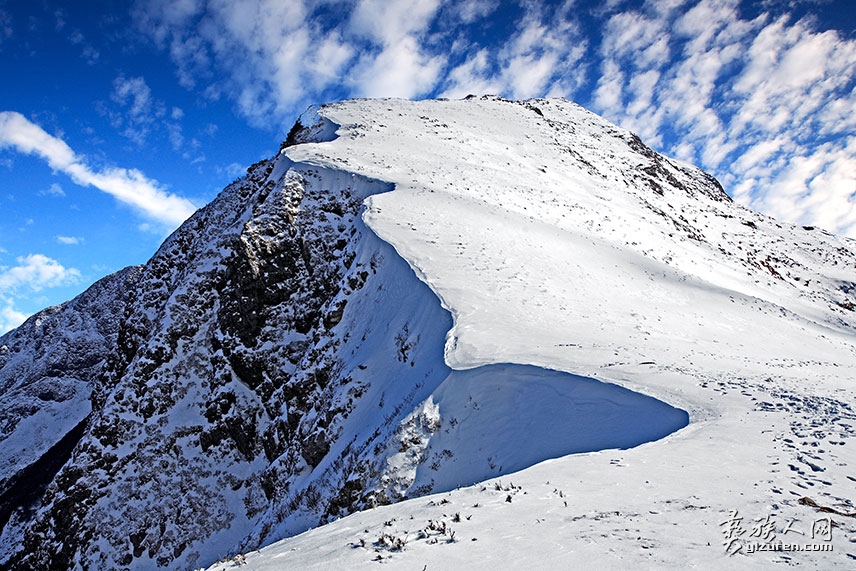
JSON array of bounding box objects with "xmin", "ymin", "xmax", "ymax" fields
[
  {"xmin": 222, "ymin": 96, "xmax": 856, "ymax": 569},
  {"xmin": 2, "ymin": 96, "xmax": 855, "ymax": 570},
  {"xmin": 1, "ymin": 101, "xmax": 686, "ymax": 570},
  {"xmin": 288, "ymin": 97, "xmax": 856, "ymax": 382}
]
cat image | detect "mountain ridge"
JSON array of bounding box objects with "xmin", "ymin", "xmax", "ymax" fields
[{"xmin": 1, "ymin": 96, "xmax": 855, "ymax": 569}]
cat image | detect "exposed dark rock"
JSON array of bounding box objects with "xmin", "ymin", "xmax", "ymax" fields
[{"xmin": 0, "ymin": 415, "xmax": 89, "ymax": 539}]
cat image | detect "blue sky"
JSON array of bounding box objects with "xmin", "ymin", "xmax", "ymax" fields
[{"xmin": 1, "ymin": 0, "xmax": 855, "ymax": 333}]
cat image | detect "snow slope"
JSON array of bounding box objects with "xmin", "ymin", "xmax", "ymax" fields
[
  {"xmin": 3, "ymin": 97, "xmax": 692, "ymax": 570},
  {"xmin": 2, "ymin": 96, "xmax": 855, "ymax": 570},
  {"xmin": 207, "ymin": 97, "xmax": 856, "ymax": 569}
]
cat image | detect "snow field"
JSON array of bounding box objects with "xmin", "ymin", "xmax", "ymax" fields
[{"xmin": 233, "ymin": 97, "xmax": 856, "ymax": 568}]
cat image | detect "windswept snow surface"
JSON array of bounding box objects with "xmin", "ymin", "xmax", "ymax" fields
[
  {"xmin": 208, "ymin": 97, "xmax": 856, "ymax": 569},
  {"xmin": 381, "ymin": 364, "xmax": 688, "ymax": 497}
]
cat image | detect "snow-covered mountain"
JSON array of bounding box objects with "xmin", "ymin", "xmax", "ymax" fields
[{"xmin": 2, "ymin": 97, "xmax": 855, "ymax": 570}]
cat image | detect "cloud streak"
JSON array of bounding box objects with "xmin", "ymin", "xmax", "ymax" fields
[{"xmin": 0, "ymin": 111, "xmax": 196, "ymax": 228}]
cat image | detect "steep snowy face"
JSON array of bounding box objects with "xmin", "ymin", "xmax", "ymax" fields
[
  {"xmin": 4, "ymin": 151, "xmax": 430, "ymax": 570},
  {"xmin": 289, "ymin": 97, "xmax": 856, "ymax": 378},
  {"xmin": 216, "ymin": 98, "xmax": 856, "ymax": 571},
  {"xmin": 5, "ymin": 107, "xmax": 536, "ymax": 569}
]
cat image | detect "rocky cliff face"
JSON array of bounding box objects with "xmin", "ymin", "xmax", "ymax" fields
[
  {"xmin": 1, "ymin": 97, "xmax": 854, "ymax": 570},
  {"xmin": 0, "ymin": 113, "xmax": 456, "ymax": 570}
]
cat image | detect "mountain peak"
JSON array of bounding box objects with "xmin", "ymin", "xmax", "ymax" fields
[{"xmin": 2, "ymin": 97, "xmax": 855, "ymax": 570}]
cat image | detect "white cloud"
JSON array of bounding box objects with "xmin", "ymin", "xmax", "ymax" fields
[
  {"xmin": 712, "ymin": 15, "xmax": 856, "ymax": 236},
  {"xmin": 56, "ymin": 235, "xmax": 83, "ymax": 245},
  {"xmin": 112, "ymin": 75, "xmax": 154, "ymax": 118},
  {"xmin": 441, "ymin": 3, "xmax": 587, "ymax": 100},
  {"xmin": 732, "ymin": 138, "xmax": 784, "ymax": 176},
  {"xmin": 741, "ymin": 138, "xmax": 856, "ymax": 237},
  {"xmin": 593, "ymin": 8, "xmax": 674, "ymax": 139},
  {"xmin": 584, "ymin": 0, "xmax": 856, "ymax": 237},
  {"xmin": 345, "ymin": 0, "xmax": 446, "ymax": 99},
  {"xmin": 441, "ymin": 49, "xmax": 505, "ymax": 99},
  {"xmin": 0, "ymin": 111, "xmax": 196, "ymax": 228},
  {"xmin": 133, "ymin": 0, "xmax": 357, "ymax": 125},
  {"xmin": 349, "ymin": 0, "xmax": 442, "ymax": 45},
  {"xmin": 801, "ymin": 142, "xmax": 856, "ymax": 237},
  {"xmin": 503, "ymin": 40, "xmax": 559, "ymax": 98},
  {"xmin": 453, "ymin": 0, "xmax": 499, "ymax": 24},
  {"xmin": 0, "ymin": 298, "xmax": 28, "ymax": 335},
  {"xmin": 730, "ymin": 17, "xmax": 856, "ymax": 138},
  {"xmin": 108, "ymin": 74, "xmax": 168, "ymax": 144},
  {"xmin": 349, "ymin": 36, "xmax": 445, "ymax": 99},
  {"xmin": 673, "ymin": 0, "xmax": 744, "ymax": 51},
  {"xmin": 138, "ymin": 0, "xmax": 590, "ymax": 122},
  {"xmin": 0, "ymin": 254, "xmax": 81, "ymax": 293},
  {"xmin": 594, "ymin": 59, "xmax": 625, "ymax": 113},
  {"xmin": 601, "ymin": 10, "xmax": 670, "ymax": 69},
  {"xmin": 40, "ymin": 182, "xmax": 66, "ymax": 197}
]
